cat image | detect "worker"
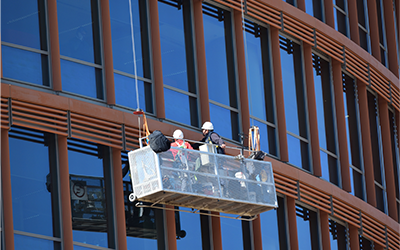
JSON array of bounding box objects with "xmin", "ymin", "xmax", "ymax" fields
[
  {"xmin": 171, "ymin": 129, "xmax": 193, "ymax": 150},
  {"xmin": 194, "ymin": 121, "xmax": 226, "ymax": 154}
]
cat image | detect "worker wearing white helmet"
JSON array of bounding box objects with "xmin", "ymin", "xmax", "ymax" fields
[
  {"xmin": 171, "ymin": 129, "xmax": 193, "ymax": 150},
  {"xmin": 194, "ymin": 121, "xmax": 226, "ymax": 154}
]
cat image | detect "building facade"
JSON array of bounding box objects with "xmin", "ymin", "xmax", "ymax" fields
[{"xmin": 1, "ymin": 0, "xmax": 399, "ymax": 249}]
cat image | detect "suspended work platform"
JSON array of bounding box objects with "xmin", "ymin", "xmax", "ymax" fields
[{"xmin": 128, "ymin": 146, "xmax": 278, "ymax": 218}]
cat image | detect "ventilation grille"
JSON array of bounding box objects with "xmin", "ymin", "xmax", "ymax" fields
[
  {"xmin": 370, "ymin": 66, "xmax": 391, "ymax": 102},
  {"xmin": 11, "ymin": 99, "xmax": 68, "ymax": 136},
  {"xmin": 387, "ymin": 226, "xmax": 400, "ymax": 250},
  {"xmin": 299, "ymin": 182, "xmax": 331, "ymax": 214},
  {"xmin": 315, "ymin": 31, "xmax": 344, "ymax": 63},
  {"xmin": 246, "ymin": 0, "xmax": 281, "ymax": 29},
  {"xmin": 125, "ymin": 125, "xmax": 141, "ymax": 151},
  {"xmin": 344, "ymin": 49, "xmax": 369, "ymax": 85},
  {"xmin": 1, "ymin": 97, "xmax": 10, "ymax": 129},
  {"xmin": 273, "ymin": 172, "xmax": 298, "ymax": 199},
  {"xmin": 282, "ymin": 13, "xmax": 314, "ymax": 46},
  {"xmin": 361, "ymin": 213, "xmax": 387, "ymax": 248},
  {"xmin": 70, "ymin": 113, "xmax": 123, "ymax": 149},
  {"xmin": 332, "ymin": 197, "xmax": 361, "ymax": 228}
]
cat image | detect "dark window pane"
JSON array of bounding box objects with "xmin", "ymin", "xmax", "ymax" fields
[
  {"xmin": 389, "ymin": 111, "xmax": 399, "ymax": 199},
  {"xmin": 2, "ymin": 45, "xmax": 49, "ymax": 86},
  {"xmin": 9, "ymin": 128, "xmax": 55, "ymax": 236},
  {"xmin": 260, "ymin": 197, "xmax": 287, "ymax": 249},
  {"xmin": 221, "ymin": 213, "xmax": 242, "ymax": 249},
  {"xmin": 296, "ymin": 205, "xmax": 320, "ymax": 250},
  {"xmin": 329, "ymin": 220, "xmax": 348, "ymax": 250},
  {"xmin": 1, "ymin": 0, "xmax": 46, "ymax": 50},
  {"xmin": 60, "ymin": 59, "xmax": 103, "ymax": 99},
  {"xmin": 350, "ymin": 167, "xmax": 364, "ymax": 199}
]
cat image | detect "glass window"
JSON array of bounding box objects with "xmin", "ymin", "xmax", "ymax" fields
[
  {"xmin": 68, "ymin": 139, "xmax": 113, "ymax": 248},
  {"xmin": 343, "ymin": 74, "xmax": 365, "ymax": 200},
  {"xmin": 176, "ymin": 208, "xmax": 202, "ymax": 250},
  {"xmin": 221, "ymin": 214, "xmax": 243, "ymax": 249},
  {"xmin": 394, "ymin": 0, "xmax": 400, "ymax": 77},
  {"xmin": 376, "ymin": 0, "xmax": 388, "ymax": 66},
  {"xmin": 203, "ymin": 3, "xmax": 240, "ymax": 141},
  {"xmin": 296, "ymin": 205, "xmax": 320, "ymax": 250},
  {"xmin": 333, "ymin": 0, "xmax": 349, "ymax": 37},
  {"xmin": 245, "ymin": 20, "xmax": 278, "ymax": 157},
  {"xmin": 359, "ymin": 235, "xmax": 373, "ymax": 250},
  {"xmin": 110, "ymin": 0, "xmax": 153, "ymax": 113},
  {"xmin": 9, "ymin": 127, "xmax": 59, "ymax": 238},
  {"xmin": 282, "ymin": 0, "xmax": 296, "ymax": 6},
  {"xmin": 388, "ymin": 109, "xmax": 400, "ymax": 223},
  {"xmin": 14, "ymin": 234, "xmax": 61, "ymax": 250},
  {"xmin": 356, "ymin": 0, "xmax": 370, "ymax": 52},
  {"xmin": 305, "ymin": 0, "xmax": 324, "ymax": 21},
  {"xmin": 159, "ymin": 0, "xmax": 198, "ymax": 127},
  {"xmin": 260, "ymin": 196, "xmax": 288, "ymax": 249},
  {"xmin": 367, "ymin": 91, "xmax": 387, "ymax": 213},
  {"xmin": 280, "ymin": 36, "xmax": 310, "ymax": 171},
  {"xmin": 1, "ymin": 0, "xmax": 49, "ymax": 86},
  {"xmin": 57, "ymin": 0, "xmax": 103, "ymax": 99},
  {"xmin": 313, "ymin": 54, "xmax": 339, "ymax": 185},
  {"xmin": 329, "ymin": 219, "xmax": 348, "ymax": 250}
]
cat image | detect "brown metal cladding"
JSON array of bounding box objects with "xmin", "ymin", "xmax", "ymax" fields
[
  {"xmin": 347, "ymin": 0, "xmax": 360, "ymax": 45},
  {"xmin": 246, "ymin": 0, "xmax": 281, "ymax": 29},
  {"xmin": 1, "ymin": 129, "xmax": 15, "ymax": 250},
  {"xmin": 382, "ymin": 0, "xmax": 399, "ymax": 78},
  {"xmin": 323, "ymin": 0, "xmax": 335, "ymax": 28},
  {"xmin": 211, "ymin": 213, "xmax": 223, "ymax": 250},
  {"xmin": 148, "ymin": 0, "xmax": 165, "ymax": 119},
  {"xmin": 233, "ymin": 10, "xmax": 250, "ymax": 145},
  {"xmin": 166, "ymin": 206, "xmax": 177, "ymax": 250},
  {"xmin": 100, "ymin": 0, "xmax": 116, "ymax": 105},
  {"xmin": 252, "ymin": 217, "xmax": 262, "ymax": 250},
  {"xmin": 270, "ymin": 27, "xmax": 289, "ymax": 162},
  {"xmin": 296, "ymin": 0, "xmax": 305, "ymax": 11},
  {"xmin": 366, "ymin": 0, "xmax": 380, "ymax": 61},
  {"xmin": 57, "ymin": 135, "xmax": 74, "ymax": 250},
  {"xmin": 349, "ymin": 225, "xmax": 360, "ymax": 250},
  {"xmin": 287, "ymin": 198, "xmax": 299, "ymax": 250},
  {"xmin": 193, "ymin": 0, "xmax": 210, "ymax": 123},
  {"xmin": 378, "ymin": 98, "xmax": 398, "ymax": 221},
  {"xmin": 319, "ymin": 212, "xmax": 331, "ymax": 250},
  {"xmin": 112, "ymin": 149, "xmax": 128, "ymax": 250},
  {"xmin": 356, "ymin": 82, "xmax": 377, "ymax": 207},
  {"xmin": 303, "ymin": 44, "xmax": 322, "ymax": 177},
  {"xmin": 282, "ymin": 14, "xmax": 314, "ymax": 46},
  {"xmin": 332, "ymin": 60, "xmax": 351, "ymax": 192},
  {"xmin": 47, "ymin": 0, "xmax": 62, "ymax": 92}
]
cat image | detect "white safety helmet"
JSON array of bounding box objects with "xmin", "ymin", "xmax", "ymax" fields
[
  {"xmin": 173, "ymin": 129, "xmax": 184, "ymax": 140},
  {"xmin": 201, "ymin": 121, "xmax": 214, "ymax": 130}
]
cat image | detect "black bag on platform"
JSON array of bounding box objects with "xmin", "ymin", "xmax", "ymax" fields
[
  {"xmin": 148, "ymin": 130, "xmax": 171, "ymax": 153},
  {"xmin": 249, "ymin": 150, "xmax": 266, "ymax": 161}
]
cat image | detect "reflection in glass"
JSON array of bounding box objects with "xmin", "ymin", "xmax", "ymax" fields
[
  {"xmin": 260, "ymin": 196, "xmax": 287, "ymax": 249},
  {"xmin": 221, "ymin": 214, "xmax": 243, "ymax": 249},
  {"xmin": 203, "ymin": 3, "xmax": 239, "ymax": 140},
  {"xmin": 280, "ymin": 36, "xmax": 310, "ymax": 170},
  {"xmin": 329, "ymin": 219, "xmax": 348, "ymax": 250},
  {"xmin": 305, "ymin": 0, "xmax": 323, "ymax": 21},
  {"xmin": 57, "ymin": 0, "xmax": 103, "ymax": 99},
  {"xmin": 110, "ymin": 0, "xmax": 145, "ymax": 77},
  {"xmin": 1, "ymin": 0, "xmax": 46, "ymax": 50},
  {"xmin": 114, "ymin": 73, "xmax": 148, "ymax": 111},
  {"xmin": 159, "ymin": 0, "xmax": 198, "ymax": 126},
  {"xmin": 2, "ymin": 45, "xmax": 49, "ymax": 86},
  {"xmin": 9, "ymin": 128, "xmax": 56, "ymax": 237},
  {"xmin": 296, "ymin": 205, "xmax": 320, "ymax": 250},
  {"xmin": 68, "ymin": 139, "xmax": 109, "ymax": 248},
  {"xmin": 60, "ymin": 60, "xmax": 103, "ymax": 99},
  {"xmin": 333, "ymin": 0, "xmax": 349, "ymax": 37},
  {"xmin": 245, "ymin": 20, "xmax": 277, "ymax": 157},
  {"xmin": 313, "ymin": 54, "xmax": 339, "ymax": 185},
  {"xmin": 177, "ymin": 208, "xmax": 202, "ymax": 250},
  {"xmin": 14, "ymin": 234, "xmax": 59, "ymax": 250}
]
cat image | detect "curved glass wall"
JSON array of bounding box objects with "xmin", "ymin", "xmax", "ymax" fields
[
  {"xmin": 1, "ymin": 0, "xmax": 49, "ymax": 86},
  {"xmin": 57, "ymin": 0, "xmax": 103, "ymax": 99},
  {"xmin": 159, "ymin": 0, "xmax": 198, "ymax": 127},
  {"xmin": 203, "ymin": 3, "xmax": 239, "ymax": 141},
  {"xmin": 9, "ymin": 127, "xmax": 60, "ymax": 247},
  {"xmin": 110, "ymin": 0, "xmax": 153, "ymax": 113},
  {"xmin": 245, "ymin": 20, "xmax": 278, "ymax": 157}
]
